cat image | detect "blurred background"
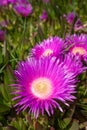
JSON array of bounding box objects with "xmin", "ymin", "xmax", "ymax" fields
[{"xmin": 0, "ymin": 0, "xmax": 87, "ymax": 130}]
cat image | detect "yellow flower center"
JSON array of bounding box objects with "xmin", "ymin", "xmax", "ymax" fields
[
  {"xmin": 43, "ymin": 49, "xmax": 53, "ymax": 56},
  {"xmin": 72, "ymin": 47, "xmax": 87, "ymax": 55},
  {"xmin": 31, "ymin": 78, "xmax": 52, "ymax": 99}
]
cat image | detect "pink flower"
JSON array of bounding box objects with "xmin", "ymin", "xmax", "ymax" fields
[
  {"xmin": 13, "ymin": 0, "xmax": 32, "ymax": 17},
  {"xmin": 12, "ymin": 56, "xmax": 77, "ymax": 118},
  {"xmin": 40, "ymin": 10, "xmax": 48, "ymax": 21},
  {"xmin": 65, "ymin": 34, "xmax": 87, "ymax": 63},
  {"xmin": 30, "ymin": 36, "xmax": 64, "ymax": 59}
]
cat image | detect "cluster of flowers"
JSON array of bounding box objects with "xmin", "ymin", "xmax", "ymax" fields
[
  {"xmin": 0, "ymin": 0, "xmax": 49, "ymax": 18},
  {"xmin": 12, "ymin": 34, "xmax": 87, "ymax": 118},
  {"xmin": 0, "ymin": 0, "xmax": 33, "ymax": 17},
  {"xmin": 0, "ymin": 0, "xmax": 49, "ymax": 42},
  {"xmin": 0, "ymin": 0, "xmax": 32, "ymax": 42},
  {"xmin": 64, "ymin": 12, "xmax": 83, "ymax": 31},
  {"xmin": 0, "ymin": 0, "xmax": 84, "ymax": 42}
]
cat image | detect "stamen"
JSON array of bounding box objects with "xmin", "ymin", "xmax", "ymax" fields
[
  {"xmin": 43, "ymin": 49, "xmax": 53, "ymax": 56},
  {"xmin": 72, "ymin": 47, "xmax": 86, "ymax": 55},
  {"xmin": 31, "ymin": 78, "xmax": 52, "ymax": 99}
]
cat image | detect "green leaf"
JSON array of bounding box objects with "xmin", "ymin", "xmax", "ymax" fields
[
  {"xmin": 0, "ymin": 104, "xmax": 10, "ymax": 113},
  {"xmin": 11, "ymin": 118, "xmax": 28, "ymax": 130},
  {"xmin": 58, "ymin": 117, "xmax": 71, "ymax": 129},
  {"xmin": 69, "ymin": 120, "xmax": 79, "ymax": 130},
  {"xmin": 0, "ymin": 95, "xmax": 10, "ymax": 113},
  {"xmin": 0, "ymin": 84, "xmax": 10, "ymax": 102},
  {"xmin": 1, "ymin": 65, "xmax": 15, "ymax": 102},
  {"xmin": 2, "ymin": 126, "xmax": 17, "ymax": 130}
]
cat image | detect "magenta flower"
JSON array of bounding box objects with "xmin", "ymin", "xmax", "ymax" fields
[
  {"xmin": 30, "ymin": 36, "xmax": 64, "ymax": 59},
  {"xmin": 40, "ymin": 10, "xmax": 48, "ymax": 21},
  {"xmin": 0, "ymin": 0, "xmax": 8, "ymax": 6},
  {"xmin": 0, "ymin": 0, "xmax": 15, "ymax": 6},
  {"xmin": 74, "ymin": 19, "xmax": 83, "ymax": 31},
  {"xmin": 65, "ymin": 34, "xmax": 87, "ymax": 62},
  {"xmin": 8, "ymin": 0, "xmax": 16, "ymax": 4},
  {"xmin": 64, "ymin": 12, "xmax": 83, "ymax": 31},
  {"xmin": 12, "ymin": 57, "xmax": 77, "ymax": 118},
  {"xmin": 13, "ymin": 0, "xmax": 32, "ymax": 17},
  {"xmin": 0, "ymin": 30, "xmax": 5, "ymax": 42},
  {"xmin": 64, "ymin": 12, "xmax": 75, "ymax": 24},
  {"xmin": 63, "ymin": 53, "xmax": 86, "ymax": 75},
  {"xmin": 0, "ymin": 20, "xmax": 9, "ymax": 27}
]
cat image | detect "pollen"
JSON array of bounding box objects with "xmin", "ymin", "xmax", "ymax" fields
[
  {"xmin": 43, "ymin": 49, "xmax": 53, "ymax": 56},
  {"xmin": 31, "ymin": 78, "xmax": 52, "ymax": 99},
  {"xmin": 72, "ymin": 47, "xmax": 87, "ymax": 55}
]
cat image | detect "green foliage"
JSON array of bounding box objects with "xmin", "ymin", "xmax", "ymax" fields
[{"xmin": 0, "ymin": 0, "xmax": 87, "ymax": 130}]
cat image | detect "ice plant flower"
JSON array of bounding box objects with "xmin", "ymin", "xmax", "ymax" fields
[
  {"xmin": 64, "ymin": 12, "xmax": 83, "ymax": 31},
  {"xmin": 64, "ymin": 12, "xmax": 75, "ymax": 24},
  {"xmin": 65, "ymin": 34, "xmax": 87, "ymax": 63},
  {"xmin": 30, "ymin": 36, "xmax": 64, "ymax": 59},
  {"xmin": 63, "ymin": 53, "xmax": 86, "ymax": 75},
  {"xmin": 0, "ymin": 20, "xmax": 9, "ymax": 27},
  {"xmin": 13, "ymin": 0, "xmax": 32, "ymax": 17},
  {"xmin": 0, "ymin": 30, "xmax": 5, "ymax": 42},
  {"xmin": 12, "ymin": 57, "xmax": 77, "ymax": 118},
  {"xmin": 40, "ymin": 10, "xmax": 48, "ymax": 21},
  {"xmin": 0, "ymin": 0, "xmax": 8, "ymax": 6},
  {"xmin": 0, "ymin": 0, "xmax": 15, "ymax": 6},
  {"xmin": 8, "ymin": 0, "xmax": 16, "ymax": 4},
  {"xmin": 74, "ymin": 19, "xmax": 83, "ymax": 31}
]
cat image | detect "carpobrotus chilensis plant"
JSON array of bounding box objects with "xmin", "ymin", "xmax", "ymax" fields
[
  {"xmin": 1, "ymin": 1, "xmax": 87, "ymax": 129},
  {"xmin": 12, "ymin": 36, "xmax": 87, "ymax": 126},
  {"xmin": 65, "ymin": 34, "xmax": 87, "ymax": 63}
]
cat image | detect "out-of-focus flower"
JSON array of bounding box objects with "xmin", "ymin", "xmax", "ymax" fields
[
  {"xmin": 64, "ymin": 12, "xmax": 83, "ymax": 31},
  {"xmin": 8, "ymin": 0, "xmax": 16, "ymax": 4},
  {"xmin": 0, "ymin": 0, "xmax": 15, "ymax": 6},
  {"xmin": 42, "ymin": 0, "xmax": 49, "ymax": 3},
  {"xmin": 12, "ymin": 56, "xmax": 77, "ymax": 118},
  {"xmin": 74, "ymin": 19, "xmax": 83, "ymax": 31},
  {"xmin": 13, "ymin": 0, "xmax": 32, "ymax": 17},
  {"xmin": 0, "ymin": 20, "xmax": 9, "ymax": 27},
  {"xmin": 30, "ymin": 36, "xmax": 64, "ymax": 59},
  {"xmin": 0, "ymin": 30, "xmax": 5, "ymax": 41},
  {"xmin": 39, "ymin": 10, "xmax": 48, "ymax": 21},
  {"xmin": 63, "ymin": 53, "xmax": 86, "ymax": 75},
  {"xmin": 0, "ymin": 0, "xmax": 8, "ymax": 6},
  {"xmin": 64, "ymin": 12, "xmax": 76, "ymax": 24},
  {"xmin": 65, "ymin": 34, "xmax": 87, "ymax": 63}
]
